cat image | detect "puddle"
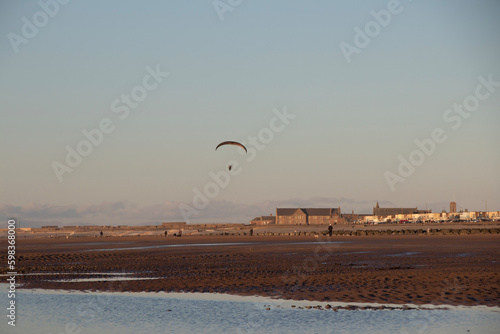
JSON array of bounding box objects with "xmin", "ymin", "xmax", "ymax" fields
[
  {"xmin": 57, "ymin": 242, "xmax": 131, "ymax": 246},
  {"xmin": 83, "ymin": 242, "xmax": 254, "ymax": 251},
  {"xmin": 0, "ymin": 272, "xmax": 135, "ymax": 277},
  {"xmin": 50, "ymin": 277, "xmax": 160, "ymax": 283},
  {"xmin": 455, "ymin": 253, "xmax": 474, "ymax": 257},
  {"xmin": 337, "ymin": 251, "xmax": 372, "ymax": 255},
  {"xmin": 83, "ymin": 241, "xmax": 345, "ymax": 252},
  {"xmin": 386, "ymin": 252, "xmax": 421, "ymax": 257}
]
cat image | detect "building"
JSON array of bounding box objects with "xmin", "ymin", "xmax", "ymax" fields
[
  {"xmin": 307, "ymin": 208, "xmax": 341, "ymax": 224},
  {"xmin": 275, "ymin": 208, "xmax": 341, "ymax": 225},
  {"xmin": 162, "ymin": 222, "xmax": 187, "ymax": 229},
  {"xmin": 250, "ymin": 215, "xmax": 276, "ymax": 225},
  {"xmin": 450, "ymin": 201, "xmax": 457, "ymax": 213},
  {"xmin": 342, "ymin": 212, "xmax": 370, "ymax": 223},
  {"xmin": 373, "ymin": 202, "xmax": 430, "ymax": 217}
]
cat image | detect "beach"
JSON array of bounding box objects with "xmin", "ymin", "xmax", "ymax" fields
[{"xmin": 7, "ymin": 233, "xmax": 500, "ymax": 307}]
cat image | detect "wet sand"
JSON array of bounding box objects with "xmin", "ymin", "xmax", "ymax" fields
[{"xmin": 5, "ymin": 234, "xmax": 500, "ymax": 307}]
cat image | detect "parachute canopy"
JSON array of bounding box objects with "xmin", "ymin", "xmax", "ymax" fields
[{"xmin": 215, "ymin": 141, "xmax": 247, "ymax": 153}]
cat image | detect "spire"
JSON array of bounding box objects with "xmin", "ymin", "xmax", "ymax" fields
[{"xmin": 376, "ymin": 201, "xmax": 379, "ymax": 209}]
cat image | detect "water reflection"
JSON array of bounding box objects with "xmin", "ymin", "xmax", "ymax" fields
[
  {"xmin": 51, "ymin": 277, "xmax": 159, "ymax": 283},
  {"xmin": 84, "ymin": 241, "xmax": 344, "ymax": 252},
  {"xmin": 0, "ymin": 284, "xmax": 498, "ymax": 334}
]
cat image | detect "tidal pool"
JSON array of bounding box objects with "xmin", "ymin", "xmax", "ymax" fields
[{"xmin": 0, "ymin": 284, "xmax": 498, "ymax": 334}]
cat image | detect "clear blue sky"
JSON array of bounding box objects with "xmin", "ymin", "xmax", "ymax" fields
[{"xmin": 1, "ymin": 0, "xmax": 499, "ymax": 226}]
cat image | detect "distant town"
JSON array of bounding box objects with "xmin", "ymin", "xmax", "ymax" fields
[{"xmin": 250, "ymin": 201, "xmax": 500, "ymax": 225}]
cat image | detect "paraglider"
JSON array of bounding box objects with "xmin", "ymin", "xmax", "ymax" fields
[
  {"xmin": 215, "ymin": 141, "xmax": 247, "ymax": 171},
  {"xmin": 215, "ymin": 141, "xmax": 247, "ymax": 153}
]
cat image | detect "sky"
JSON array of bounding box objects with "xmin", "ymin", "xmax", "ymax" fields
[{"xmin": 1, "ymin": 0, "xmax": 499, "ymax": 226}]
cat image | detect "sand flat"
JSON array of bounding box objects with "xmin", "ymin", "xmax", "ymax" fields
[{"xmin": 7, "ymin": 234, "xmax": 500, "ymax": 307}]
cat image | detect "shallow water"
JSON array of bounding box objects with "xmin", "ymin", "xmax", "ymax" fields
[
  {"xmin": 83, "ymin": 241, "xmax": 344, "ymax": 252},
  {"xmin": 386, "ymin": 252, "xmax": 422, "ymax": 257},
  {"xmin": 83, "ymin": 242, "xmax": 254, "ymax": 252},
  {"xmin": 57, "ymin": 242, "xmax": 132, "ymax": 246},
  {"xmin": 50, "ymin": 277, "xmax": 160, "ymax": 283},
  {"xmin": 0, "ymin": 272, "xmax": 134, "ymax": 277},
  {"xmin": 0, "ymin": 284, "xmax": 498, "ymax": 334}
]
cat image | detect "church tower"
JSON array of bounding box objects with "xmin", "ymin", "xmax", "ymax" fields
[{"xmin": 450, "ymin": 201, "xmax": 456, "ymax": 213}]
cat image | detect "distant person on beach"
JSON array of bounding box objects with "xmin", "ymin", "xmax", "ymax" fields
[
  {"xmin": 164, "ymin": 231, "xmax": 168, "ymax": 237},
  {"xmin": 328, "ymin": 224, "xmax": 333, "ymax": 237},
  {"xmin": 100, "ymin": 231, "xmax": 103, "ymax": 237},
  {"xmin": 250, "ymin": 228, "xmax": 253, "ymax": 236}
]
